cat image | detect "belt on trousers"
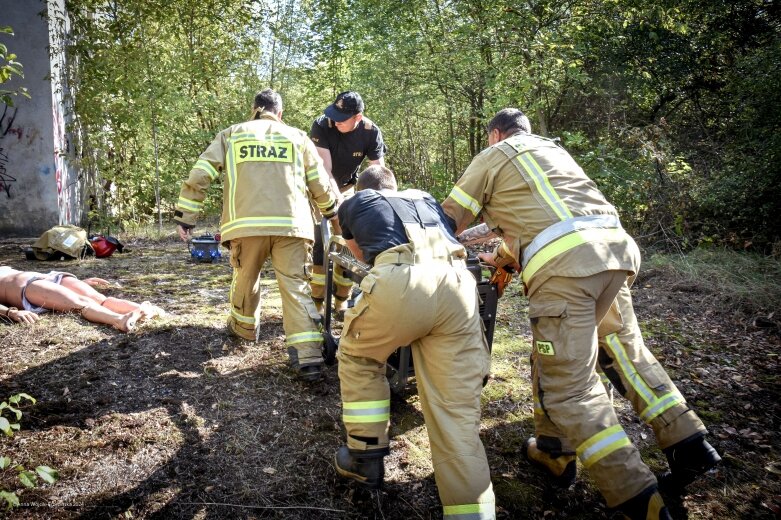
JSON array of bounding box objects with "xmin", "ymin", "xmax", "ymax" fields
[
  {"xmin": 374, "ymin": 248, "xmax": 466, "ymax": 268},
  {"xmin": 521, "ymin": 214, "xmax": 624, "ymax": 284}
]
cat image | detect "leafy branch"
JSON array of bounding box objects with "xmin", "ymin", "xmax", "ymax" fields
[
  {"xmin": 0, "ymin": 393, "xmax": 59, "ymax": 511},
  {"xmin": 0, "ymin": 25, "xmax": 31, "ymax": 106}
]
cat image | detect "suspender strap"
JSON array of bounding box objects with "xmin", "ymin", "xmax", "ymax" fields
[{"xmin": 379, "ymin": 191, "xmax": 439, "ymax": 227}]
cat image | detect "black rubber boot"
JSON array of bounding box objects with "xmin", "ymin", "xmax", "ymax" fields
[
  {"xmin": 334, "ymin": 446, "xmax": 388, "ymax": 489},
  {"xmin": 659, "ymin": 433, "xmax": 721, "ymax": 494},
  {"xmin": 522, "ymin": 437, "xmax": 577, "ymax": 488},
  {"xmin": 616, "ymin": 485, "xmax": 672, "ymax": 520}
]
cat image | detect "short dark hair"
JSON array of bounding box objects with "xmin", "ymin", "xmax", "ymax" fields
[
  {"xmin": 253, "ymin": 89, "xmax": 283, "ymax": 115},
  {"xmin": 357, "ymin": 165, "xmax": 397, "ymax": 191},
  {"xmin": 487, "ymin": 108, "xmax": 531, "ymax": 136}
]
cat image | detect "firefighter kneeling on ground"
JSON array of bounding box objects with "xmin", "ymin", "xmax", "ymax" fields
[
  {"xmin": 174, "ymin": 88, "xmax": 340, "ymax": 382},
  {"xmin": 443, "ymin": 108, "xmax": 721, "ymax": 520},
  {"xmin": 334, "ymin": 165, "xmax": 496, "ymax": 520}
]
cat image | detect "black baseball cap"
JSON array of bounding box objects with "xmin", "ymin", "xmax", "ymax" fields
[{"xmin": 324, "ymin": 91, "xmax": 365, "ymax": 122}]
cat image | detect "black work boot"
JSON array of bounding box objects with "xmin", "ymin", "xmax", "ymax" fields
[
  {"xmin": 334, "ymin": 446, "xmax": 388, "ymax": 489},
  {"xmin": 616, "ymin": 485, "xmax": 672, "ymax": 520},
  {"xmin": 298, "ymin": 363, "xmax": 323, "ymax": 382},
  {"xmin": 522, "ymin": 437, "xmax": 577, "ymax": 488},
  {"xmin": 659, "ymin": 433, "xmax": 721, "ymax": 494}
]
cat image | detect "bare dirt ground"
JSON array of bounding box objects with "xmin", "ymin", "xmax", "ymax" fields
[{"xmin": 1, "ymin": 234, "xmax": 779, "ymax": 519}]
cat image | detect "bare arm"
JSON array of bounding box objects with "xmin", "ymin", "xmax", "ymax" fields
[
  {"xmin": 315, "ymin": 146, "xmax": 342, "ymax": 196},
  {"xmin": 345, "ymin": 238, "xmax": 365, "ymax": 263},
  {"xmin": 368, "ymin": 157, "xmax": 385, "ymax": 167},
  {"xmin": 0, "ymin": 303, "xmax": 39, "ymax": 324}
]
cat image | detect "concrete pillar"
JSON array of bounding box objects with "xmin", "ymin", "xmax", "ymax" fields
[{"xmin": 0, "ymin": 0, "xmax": 80, "ymax": 237}]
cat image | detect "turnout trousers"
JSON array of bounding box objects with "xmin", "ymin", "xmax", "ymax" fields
[
  {"xmin": 338, "ymin": 244, "xmax": 495, "ymax": 520},
  {"xmin": 228, "ymin": 235, "xmax": 324, "ymax": 368},
  {"xmin": 529, "ymin": 270, "xmax": 707, "ymax": 507},
  {"xmin": 311, "ymin": 186, "xmax": 355, "ymax": 306}
]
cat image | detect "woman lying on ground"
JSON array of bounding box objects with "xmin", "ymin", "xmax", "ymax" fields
[{"xmin": 0, "ymin": 266, "xmax": 164, "ymax": 332}]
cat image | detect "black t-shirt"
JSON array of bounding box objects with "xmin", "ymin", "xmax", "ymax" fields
[
  {"xmin": 309, "ymin": 115, "xmax": 386, "ymax": 188},
  {"xmin": 338, "ymin": 189, "xmax": 457, "ymax": 265}
]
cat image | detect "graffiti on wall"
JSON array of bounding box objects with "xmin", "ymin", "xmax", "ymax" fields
[
  {"xmin": 0, "ymin": 104, "xmax": 19, "ymax": 197},
  {"xmin": 0, "ymin": 146, "xmax": 14, "ymax": 197},
  {"xmin": 49, "ymin": 0, "xmax": 78, "ymax": 225}
]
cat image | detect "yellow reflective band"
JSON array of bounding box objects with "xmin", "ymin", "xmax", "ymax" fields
[
  {"xmin": 306, "ymin": 167, "xmax": 320, "ymax": 181},
  {"xmin": 533, "ymin": 394, "xmax": 545, "ymax": 415},
  {"xmin": 195, "ymin": 158, "xmax": 219, "ymax": 180},
  {"xmin": 516, "ymin": 153, "xmax": 573, "ymax": 221},
  {"xmin": 343, "ymin": 400, "xmax": 390, "ymax": 410},
  {"xmin": 334, "ymin": 273, "xmax": 353, "ymax": 287},
  {"xmin": 443, "ymin": 502, "xmax": 495, "ymax": 519},
  {"xmin": 449, "ymin": 186, "xmax": 482, "ymax": 217},
  {"xmin": 287, "ymin": 331, "xmax": 323, "ymax": 345},
  {"xmin": 310, "ymin": 273, "xmax": 325, "ymax": 286},
  {"xmin": 604, "ymin": 333, "xmax": 656, "ymax": 406},
  {"xmin": 599, "ymin": 373, "xmax": 610, "ymax": 384},
  {"xmin": 177, "ymin": 197, "xmax": 203, "ymax": 212},
  {"xmin": 522, "ymin": 227, "xmax": 625, "ymax": 284},
  {"xmin": 640, "ymin": 392, "xmax": 682, "ymax": 423},
  {"xmin": 499, "ymin": 241, "xmax": 515, "ymax": 259},
  {"xmin": 577, "ymin": 424, "xmax": 631, "ymax": 468},
  {"xmin": 342, "ymin": 399, "xmax": 390, "ymax": 424},
  {"xmin": 226, "ymin": 139, "xmax": 238, "ymax": 222},
  {"xmin": 221, "ymin": 216, "xmax": 296, "ymax": 235},
  {"xmin": 315, "ymin": 199, "xmax": 334, "ymax": 210},
  {"xmin": 230, "ymin": 308, "xmax": 255, "ymax": 325}
]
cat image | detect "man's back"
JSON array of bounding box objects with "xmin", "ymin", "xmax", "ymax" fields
[{"xmin": 188, "ymin": 113, "xmax": 334, "ymax": 243}]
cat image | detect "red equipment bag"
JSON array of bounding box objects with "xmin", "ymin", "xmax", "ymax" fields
[{"xmin": 89, "ymin": 235, "xmax": 123, "ymax": 258}]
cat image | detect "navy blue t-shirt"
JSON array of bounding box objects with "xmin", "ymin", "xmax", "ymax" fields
[
  {"xmin": 309, "ymin": 115, "xmax": 386, "ymax": 188},
  {"xmin": 338, "ymin": 189, "xmax": 457, "ymax": 265}
]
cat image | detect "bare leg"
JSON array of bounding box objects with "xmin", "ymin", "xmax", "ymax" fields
[
  {"xmin": 24, "ymin": 280, "xmax": 140, "ymax": 332},
  {"xmin": 59, "ymin": 277, "xmax": 164, "ymax": 318}
]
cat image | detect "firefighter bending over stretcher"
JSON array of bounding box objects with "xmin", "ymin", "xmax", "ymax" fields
[
  {"xmin": 333, "ymin": 165, "xmax": 496, "ymax": 519},
  {"xmin": 0, "ymin": 266, "xmax": 164, "ymax": 332}
]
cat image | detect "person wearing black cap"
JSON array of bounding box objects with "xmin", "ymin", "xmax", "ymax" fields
[{"xmin": 309, "ymin": 91, "xmax": 387, "ymax": 317}]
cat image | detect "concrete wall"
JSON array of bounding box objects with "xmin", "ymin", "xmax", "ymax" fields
[{"xmin": 0, "ymin": 0, "xmax": 79, "ymax": 237}]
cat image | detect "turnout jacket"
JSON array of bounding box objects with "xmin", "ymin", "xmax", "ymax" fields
[
  {"xmin": 175, "ymin": 113, "xmax": 338, "ymax": 243},
  {"xmin": 443, "ymin": 132, "xmax": 639, "ymax": 295}
]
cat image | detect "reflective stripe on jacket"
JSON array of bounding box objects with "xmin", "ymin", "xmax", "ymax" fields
[
  {"xmin": 443, "ymin": 132, "xmax": 639, "ymax": 294},
  {"xmin": 176, "ymin": 113, "xmax": 337, "ymax": 242}
]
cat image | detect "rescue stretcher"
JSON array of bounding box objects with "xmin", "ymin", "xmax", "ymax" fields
[{"xmin": 320, "ymin": 218, "xmax": 501, "ymax": 393}]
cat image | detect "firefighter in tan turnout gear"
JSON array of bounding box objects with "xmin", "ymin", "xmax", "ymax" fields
[
  {"xmin": 443, "ymin": 109, "xmax": 721, "ymax": 520},
  {"xmin": 334, "ymin": 166, "xmax": 495, "ymax": 520},
  {"xmin": 174, "ymin": 89, "xmax": 340, "ymax": 381}
]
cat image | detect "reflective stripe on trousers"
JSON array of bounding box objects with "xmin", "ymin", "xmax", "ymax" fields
[{"xmin": 443, "ymin": 502, "xmax": 495, "ymax": 519}]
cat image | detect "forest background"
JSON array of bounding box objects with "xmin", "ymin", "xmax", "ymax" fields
[
  {"xmin": 54, "ymin": 0, "xmax": 779, "ymax": 255},
  {"xmin": 1, "ymin": 1, "xmax": 781, "ymax": 517}
]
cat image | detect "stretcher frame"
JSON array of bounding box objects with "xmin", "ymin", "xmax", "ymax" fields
[{"xmin": 320, "ymin": 218, "xmax": 500, "ymax": 393}]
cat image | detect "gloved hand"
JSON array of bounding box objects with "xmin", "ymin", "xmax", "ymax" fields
[{"xmin": 489, "ymin": 266, "xmax": 515, "ymax": 297}]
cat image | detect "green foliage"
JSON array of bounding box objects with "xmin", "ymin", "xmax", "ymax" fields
[
  {"xmin": 59, "ymin": 0, "xmax": 780, "ymax": 253},
  {"xmin": 0, "ymin": 25, "xmax": 30, "ymax": 106},
  {"xmin": 0, "ymin": 394, "xmax": 59, "ymax": 511}
]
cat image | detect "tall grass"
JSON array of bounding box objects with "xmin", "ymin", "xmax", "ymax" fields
[{"xmin": 647, "ymin": 248, "xmax": 781, "ymax": 319}]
